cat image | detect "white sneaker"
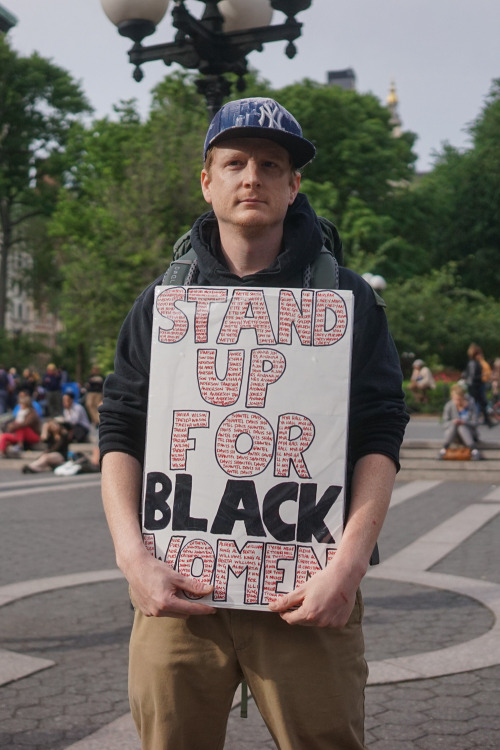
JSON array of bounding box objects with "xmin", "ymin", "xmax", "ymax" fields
[
  {"xmin": 438, "ymin": 448, "xmax": 447, "ymax": 460},
  {"xmin": 471, "ymin": 449, "xmax": 481, "ymax": 461}
]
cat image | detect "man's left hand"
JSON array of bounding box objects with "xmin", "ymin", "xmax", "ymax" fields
[{"xmin": 268, "ymin": 563, "xmax": 358, "ymax": 628}]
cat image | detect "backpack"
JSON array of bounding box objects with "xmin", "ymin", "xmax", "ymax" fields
[{"xmin": 163, "ymin": 216, "xmax": 344, "ymax": 290}]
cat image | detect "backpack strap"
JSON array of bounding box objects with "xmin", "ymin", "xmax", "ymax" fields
[
  {"xmin": 162, "ymin": 247, "xmax": 198, "ymax": 286},
  {"xmin": 306, "ymin": 246, "xmax": 339, "ymax": 289}
]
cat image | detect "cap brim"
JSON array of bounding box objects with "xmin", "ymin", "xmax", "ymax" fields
[{"xmin": 206, "ymin": 126, "xmax": 316, "ymax": 168}]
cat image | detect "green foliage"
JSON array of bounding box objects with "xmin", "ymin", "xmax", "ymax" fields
[
  {"xmin": 49, "ymin": 74, "xmax": 209, "ymax": 373},
  {"xmin": 383, "ymin": 265, "xmax": 500, "ymax": 369},
  {"xmin": 403, "ymin": 380, "xmax": 451, "ymax": 415},
  {"xmin": 0, "ymin": 329, "xmax": 53, "ymax": 373},
  {"xmin": 275, "ymin": 80, "xmax": 417, "ymax": 216},
  {"xmin": 6, "ymin": 56, "xmax": 500, "ymax": 377},
  {"xmin": 0, "ymin": 36, "xmax": 91, "ymax": 328}
]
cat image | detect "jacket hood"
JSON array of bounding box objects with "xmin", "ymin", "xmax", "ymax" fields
[{"xmin": 190, "ymin": 193, "xmax": 324, "ymax": 286}]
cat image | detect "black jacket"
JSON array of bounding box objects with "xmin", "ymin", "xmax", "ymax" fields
[{"xmin": 100, "ymin": 194, "xmax": 408, "ymax": 479}]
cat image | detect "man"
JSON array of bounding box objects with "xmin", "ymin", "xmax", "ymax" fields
[
  {"xmin": 61, "ymin": 391, "xmax": 90, "ymax": 443},
  {"xmin": 99, "ymin": 97, "xmax": 408, "ymax": 750}
]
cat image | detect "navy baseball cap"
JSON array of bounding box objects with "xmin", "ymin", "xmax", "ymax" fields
[{"xmin": 204, "ymin": 97, "xmax": 316, "ymax": 168}]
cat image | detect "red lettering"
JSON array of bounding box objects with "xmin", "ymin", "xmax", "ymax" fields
[
  {"xmin": 170, "ymin": 411, "xmax": 210, "ymax": 470},
  {"xmin": 157, "ymin": 287, "xmax": 188, "ymax": 343},
  {"xmin": 215, "ymin": 411, "xmax": 275, "ymax": 477},
  {"xmin": 218, "ymin": 289, "xmax": 276, "ymax": 345},
  {"xmin": 197, "ymin": 349, "xmax": 245, "ymax": 406}
]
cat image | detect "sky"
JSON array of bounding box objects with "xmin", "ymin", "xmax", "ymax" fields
[{"xmin": 6, "ymin": 0, "xmax": 500, "ymax": 171}]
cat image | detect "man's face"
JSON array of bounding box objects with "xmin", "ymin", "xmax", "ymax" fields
[
  {"xmin": 201, "ymin": 138, "xmax": 301, "ymax": 233},
  {"xmin": 62, "ymin": 395, "xmax": 72, "ymax": 409}
]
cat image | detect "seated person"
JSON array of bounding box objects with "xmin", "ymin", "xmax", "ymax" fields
[
  {"xmin": 439, "ymin": 384, "xmax": 481, "ymax": 460},
  {"xmin": 61, "ymin": 391, "xmax": 90, "ymax": 443},
  {"xmin": 12, "ymin": 390, "xmax": 44, "ymax": 418},
  {"xmin": 409, "ymin": 359, "xmax": 435, "ymax": 403},
  {"xmin": 22, "ymin": 420, "xmax": 70, "ymax": 474},
  {"xmin": 0, "ymin": 393, "xmax": 41, "ymax": 457}
]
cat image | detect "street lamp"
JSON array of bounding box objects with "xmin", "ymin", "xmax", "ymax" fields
[
  {"xmin": 0, "ymin": 2, "xmax": 17, "ymax": 33},
  {"xmin": 362, "ymin": 273, "xmax": 387, "ymax": 292},
  {"xmin": 101, "ymin": 0, "xmax": 312, "ymax": 118}
]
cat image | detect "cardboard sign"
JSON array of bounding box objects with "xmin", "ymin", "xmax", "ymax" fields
[{"xmin": 142, "ymin": 286, "xmax": 353, "ymax": 610}]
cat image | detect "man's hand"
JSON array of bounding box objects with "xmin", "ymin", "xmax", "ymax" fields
[
  {"xmin": 127, "ymin": 550, "xmax": 217, "ymax": 619},
  {"xmin": 101, "ymin": 452, "xmax": 216, "ymax": 620},
  {"xmin": 268, "ymin": 559, "xmax": 358, "ymax": 628},
  {"xmin": 270, "ymin": 453, "xmax": 397, "ymax": 628}
]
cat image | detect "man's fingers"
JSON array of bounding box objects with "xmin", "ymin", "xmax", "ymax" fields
[
  {"xmin": 177, "ymin": 574, "xmax": 214, "ymax": 598},
  {"xmin": 268, "ymin": 589, "xmax": 304, "ymax": 613}
]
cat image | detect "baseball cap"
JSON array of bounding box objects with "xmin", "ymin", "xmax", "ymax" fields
[{"xmin": 204, "ymin": 97, "xmax": 316, "ymax": 168}]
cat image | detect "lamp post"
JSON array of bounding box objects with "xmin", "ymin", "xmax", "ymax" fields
[
  {"xmin": 101, "ymin": 0, "xmax": 312, "ymax": 119},
  {"xmin": 0, "ymin": 2, "xmax": 17, "ymax": 33}
]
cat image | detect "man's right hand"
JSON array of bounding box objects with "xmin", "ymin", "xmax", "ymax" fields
[
  {"xmin": 126, "ymin": 551, "xmax": 217, "ymax": 619},
  {"xmin": 101, "ymin": 452, "xmax": 216, "ymax": 619}
]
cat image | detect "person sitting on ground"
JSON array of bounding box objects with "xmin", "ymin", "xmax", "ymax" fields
[
  {"xmin": 22, "ymin": 420, "xmax": 70, "ymax": 474},
  {"xmin": 11, "ymin": 389, "xmax": 44, "ymax": 419},
  {"xmin": 439, "ymin": 384, "xmax": 481, "ymax": 460},
  {"xmin": 61, "ymin": 391, "xmax": 90, "ymax": 443},
  {"xmin": 0, "ymin": 393, "xmax": 41, "ymax": 457},
  {"xmin": 409, "ymin": 359, "xmax": 435, "ymax": 403}
]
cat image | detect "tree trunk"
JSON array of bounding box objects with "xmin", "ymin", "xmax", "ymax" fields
[{"xmin": 0, "ymin": 199, "xmax": 12, "ymax": 331}]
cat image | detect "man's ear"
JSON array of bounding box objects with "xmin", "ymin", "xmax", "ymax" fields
[
  {"xmin": 289, "ymin": 172, "xmax": 301, "ymax": 205},
  {"xmin": 201, "ymin": 169, "xmax": 212, "ymax": 204}
]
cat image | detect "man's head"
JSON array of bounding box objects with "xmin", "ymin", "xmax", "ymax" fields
[{"xmin": 204, "ymin": 97, "xmax": 315, "ymax": 170}]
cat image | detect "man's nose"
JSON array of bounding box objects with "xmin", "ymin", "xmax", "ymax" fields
[{"xmin": 243, "ymin": 160, "xmax": 261, "ymax": 186}]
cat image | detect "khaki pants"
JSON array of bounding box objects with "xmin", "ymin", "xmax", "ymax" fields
[{"xmin": 129, "ymin": 590, "xmax": 367, "ymax": 750}]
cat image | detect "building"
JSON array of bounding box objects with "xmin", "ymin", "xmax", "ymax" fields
[
  {"xmin": 327, "ymin": 68, "xmax": 356, "ymax": 91},
  {"xmin": 386, "ymin": 80, "xmax": 402, "ymax": 137}
]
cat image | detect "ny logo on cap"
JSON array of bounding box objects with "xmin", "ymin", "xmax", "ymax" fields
[{"xmin": 257, "ymin": 102, "xmax": 284, "ymax": 130}]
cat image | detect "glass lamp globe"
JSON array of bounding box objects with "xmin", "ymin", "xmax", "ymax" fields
[
  {"xmin": 218, "ymin": 0, "xmax": 273, "ymax": 32},
  {"xmin": 101, "ymin": 0, "xmax": 170, "ymax": 26}
]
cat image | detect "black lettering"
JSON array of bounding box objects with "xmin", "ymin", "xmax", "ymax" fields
[
  {"xmin": 144, "ymin": 471, "xmax": 172, "ymax": 530},
  {"xmin": 297, "ymin": 484, "xmax": 341, "ymax": 543},
  {"xmin": 172, "ymin": 474, "xmax": 208, "ymax": 531},
  {"xmin": 210, "ymin": 480, "xmax": 266, "ymax": 537},
  {"xmin": 262, "ymin": 482, "xmax": 298, "ymax": 542}
]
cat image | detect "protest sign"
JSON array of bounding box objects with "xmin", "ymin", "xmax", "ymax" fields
[{"xmin": 142, "ymin": 285, "xmax": 354, "ymax": 610}]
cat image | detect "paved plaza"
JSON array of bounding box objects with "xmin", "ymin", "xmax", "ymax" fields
[{"xmin": 0, "ymin": 417, "xmax": 499, "ymax": 749}]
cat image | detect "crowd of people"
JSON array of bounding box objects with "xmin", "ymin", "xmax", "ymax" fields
[{"xmin": 0, "ymin": 362, "xmax": 103, "ymax": 473}]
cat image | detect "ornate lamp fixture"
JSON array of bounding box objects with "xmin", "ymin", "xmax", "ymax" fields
[
  {"xmin": 101, "ymin": 0, "xmax": 312, "ymax": 118},
  {"xmin": 0, "ymin": 2, "xmax": 17, "ymax": 33}
]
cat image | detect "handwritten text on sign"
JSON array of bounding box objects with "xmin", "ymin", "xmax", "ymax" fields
[{"xmin": 142, "ymin": 286, "xmax": 353, "ymax": 609}]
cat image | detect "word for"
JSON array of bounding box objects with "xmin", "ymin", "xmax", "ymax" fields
[
  {"xmin": 171, "ymin": 410, "xmax": 315, "ymax": 478},
  {"xmin": 157, "ymin": 287, "xmax": 348, "ymax": 347},
  {"xmin": 144, "ymin": 472, "xmax": 341, "ymax": 544},
  {"xmin": 143, "ymin": 533, "xmax": 337, "ymax": 605}
]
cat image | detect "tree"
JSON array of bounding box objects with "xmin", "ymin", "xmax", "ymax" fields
[
  {"xmin": 50, "ymin": 75, "xmax": 209, "ymax": 375},
  {"xmin": 383, "ymin": 264, "xmax": 500, "ymax": 369},
  {"xmin": 275, "ymin": 80, "xmax": 417, "ymax": 217},
  {"xmin": 0, "ymin": 36, "xmax": 91, "ymax": 329},
  {"xmin": 396, "ymin": 79, "xmax": 500, "ymax": 298}
]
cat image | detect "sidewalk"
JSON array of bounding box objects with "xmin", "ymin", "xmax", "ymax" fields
[{"xmin": 0, "ymin": 448, "xmax": 499, "ymax": 748}]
